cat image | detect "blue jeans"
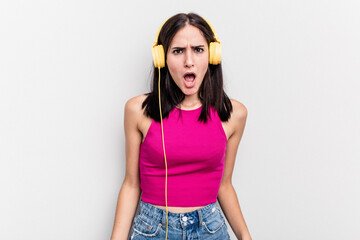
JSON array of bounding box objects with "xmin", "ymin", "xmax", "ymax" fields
[{"xmin": 128, "ymin": 200, "xmax": 231, "ymax": 240}]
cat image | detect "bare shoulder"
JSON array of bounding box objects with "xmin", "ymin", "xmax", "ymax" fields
[
  {"xmin": 124, "ymin": 94, "xmax": 148, "ymax": 116},
  {"xmin": 221, "ymin": 99, "xmax": 247, "ymax": 140},
  {"xmin": 124, "ymin": 94, "xmax": 148, "ymax": 126},
  {"xmin": 230, "ymin": 99, "xmax": 248, "ymax": 122}
]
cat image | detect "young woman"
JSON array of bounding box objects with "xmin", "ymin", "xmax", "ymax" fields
[{"xmin": 111, "ymin": 13, "xmax": 251, "ymax": 240}]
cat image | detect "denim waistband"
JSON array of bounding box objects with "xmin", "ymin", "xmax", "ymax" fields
[{"xmin": 138, "ymin": 200, "xmax": 219, "ymax": 228}]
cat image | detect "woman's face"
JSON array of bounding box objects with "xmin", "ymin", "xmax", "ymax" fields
[{"xmin": 166, "ymin": 24, "xmax": 209, "ymax": 97}]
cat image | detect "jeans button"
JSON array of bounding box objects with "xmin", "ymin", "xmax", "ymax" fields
[{"xmin": 182, "ymin": 216, "xmax": 188, "ymax": 221}]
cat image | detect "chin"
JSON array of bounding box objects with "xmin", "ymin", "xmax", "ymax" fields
[{"xmin": 182, "ymin": 89, "xmax": 198, "ymax": 96}]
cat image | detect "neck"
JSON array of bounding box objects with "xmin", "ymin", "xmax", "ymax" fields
[{"xmin": 178, "ymin": 95, "xmax": 202, "ymax": 110}]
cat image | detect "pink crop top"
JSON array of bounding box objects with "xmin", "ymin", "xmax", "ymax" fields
[{"xmin": 139, "ymin": 106, "xmax": 227, "ymax": 207}]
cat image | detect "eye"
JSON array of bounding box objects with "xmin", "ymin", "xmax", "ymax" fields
[
  {"xmin": 173, "ymin": 49, "xmax": 183, "ymax": 54},
  {"xmin": 195, "ymin": 47, "xmax": 204, "ymax": 53}
]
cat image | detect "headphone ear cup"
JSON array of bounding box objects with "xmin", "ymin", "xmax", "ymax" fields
[
  {"xmin": 152, "ymin": 45, "xmax": 165, "ymax": 68},
  {"xmin": 209, "ymin": 42, "xmax": 221, "ymax": 65}
]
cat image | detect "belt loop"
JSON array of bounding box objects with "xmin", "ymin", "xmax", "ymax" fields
[
  {"xmin": 197, "ymin": 208, "xmax": 203, "ymax": 229},
  {"xmin": 161, "ymin": 209, "xmax": 166, "ymax": 226}
]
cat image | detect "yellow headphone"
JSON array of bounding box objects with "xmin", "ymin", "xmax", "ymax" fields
[
  {"xmin": 152, "ymin": 14, "xmax": 221, "ymax": 240},
  {"xmin": 152, "ymin": 14, "xmax": 222, "ymax": 68}
]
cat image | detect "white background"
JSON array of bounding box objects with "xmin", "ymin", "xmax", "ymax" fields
[{"xmin": 1, "ymin": 0, "xmax": 359, "ymax": 239}]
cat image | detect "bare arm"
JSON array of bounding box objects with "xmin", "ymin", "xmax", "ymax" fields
[
  {"xmin": 110, "ymin": 97, "xmax": 144, "ymax": 240},
  {"xmin": 217, "ymin": 100, "xmax": 252, "ymax": 240}
]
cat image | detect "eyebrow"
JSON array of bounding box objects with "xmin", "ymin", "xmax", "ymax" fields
[{"xmin": 171, "ymin": 45, "xmax": 205, "ymax": 50}]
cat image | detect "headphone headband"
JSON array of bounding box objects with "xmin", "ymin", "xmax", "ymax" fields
[{"xmin": 153, "ymin": 14, "xmax": 220, "ymax": 47}]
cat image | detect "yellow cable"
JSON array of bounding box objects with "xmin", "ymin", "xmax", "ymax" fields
[{"xmin": 157, "ymin": 67, "xmax": 168, "ymax": 240}]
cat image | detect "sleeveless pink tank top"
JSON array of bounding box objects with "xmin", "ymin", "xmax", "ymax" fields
[{"xmin": 139, "ymin": 106, "xmax": 227, "ymax": 207}]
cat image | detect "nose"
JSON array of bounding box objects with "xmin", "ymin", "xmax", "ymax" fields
[{"xmin": 184, "ymin": 50, "xmax": 194, "ymax": 68}]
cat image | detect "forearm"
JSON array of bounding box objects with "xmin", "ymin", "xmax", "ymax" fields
[
  {"xmin": 217, "ymin": 183, "xmax": 252, "ymax": 240},
  {"xmin": 110, "ymin": 182, "xmax": 141, "ymax": 240}
]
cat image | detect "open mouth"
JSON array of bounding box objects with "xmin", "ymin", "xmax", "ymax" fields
[
  {"xmin": 184, "ymin": 72, "xmax": 196, "ymax": 82},
  {"xmin": 183, "ymin": 72, "xmax": 196, "ymax": 88}
]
